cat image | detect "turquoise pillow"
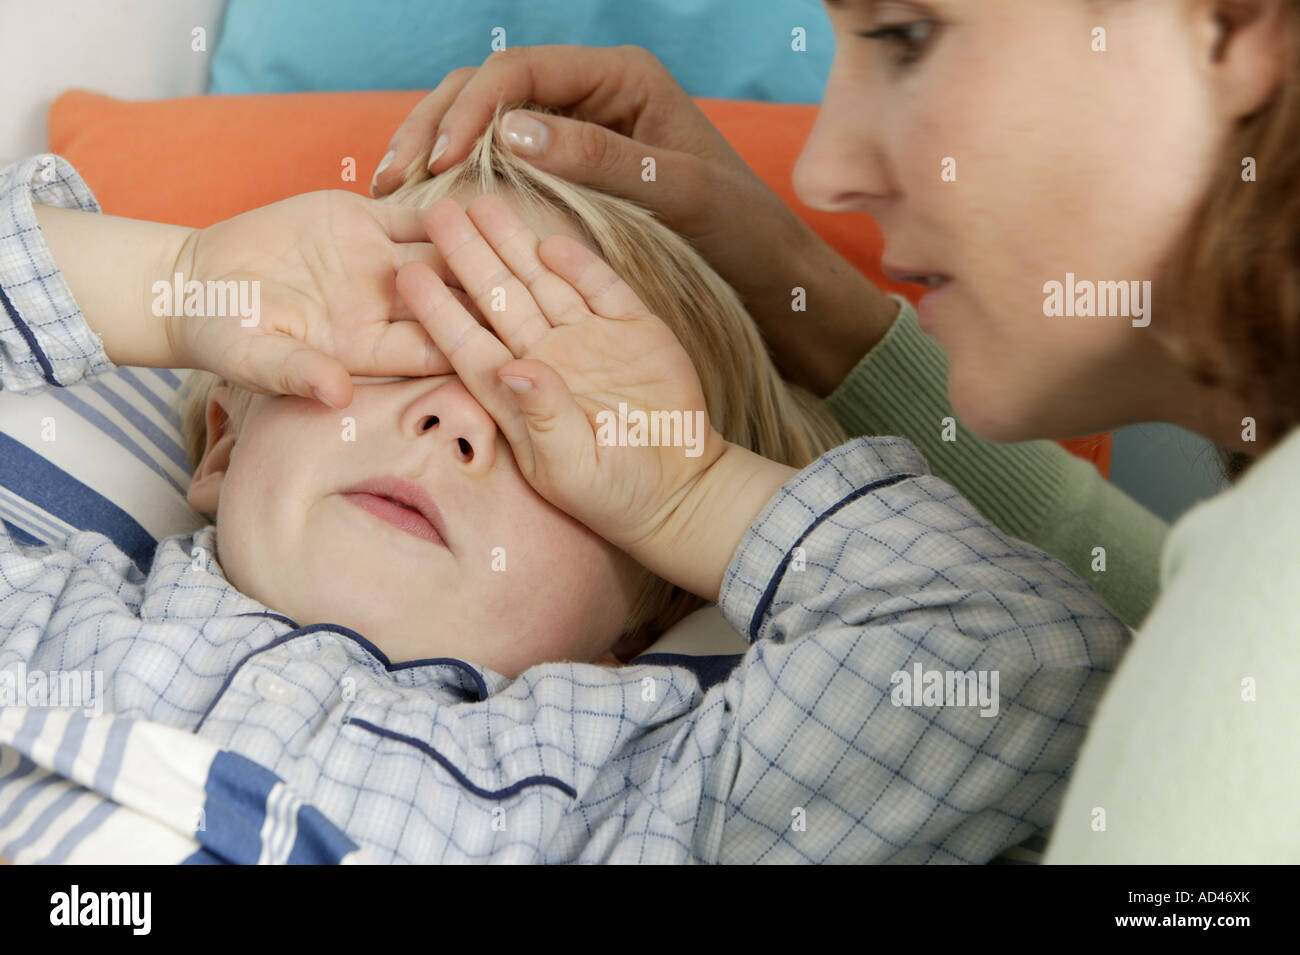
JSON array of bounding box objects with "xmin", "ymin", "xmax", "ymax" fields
[{"xmin": 209, "ymin": 0, "xmax": 833, "ymax": 103}]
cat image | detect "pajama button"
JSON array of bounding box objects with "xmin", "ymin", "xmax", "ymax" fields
[{"xmin": 254, "ymin": 673, "xmax": 293, "ymax": 703}]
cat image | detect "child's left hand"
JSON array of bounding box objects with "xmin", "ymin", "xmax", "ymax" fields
[{"xmin": 396, "ymin": 195, "xmax": 732, "ymax": 570}]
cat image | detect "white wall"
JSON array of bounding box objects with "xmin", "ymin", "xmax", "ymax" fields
[{"xmin": 0, "ymin": 0, "xmax": 226, "ymax": 166}]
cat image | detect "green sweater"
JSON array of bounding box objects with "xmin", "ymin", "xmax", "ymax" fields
[{"xmin": 822, "ymin": 295, "xmax": 1168, "ymax": 630}]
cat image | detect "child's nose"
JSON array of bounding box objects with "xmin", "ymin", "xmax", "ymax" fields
[{"xmin": 404, "ymin": 379, "xmax": 496, "ymax": 472}]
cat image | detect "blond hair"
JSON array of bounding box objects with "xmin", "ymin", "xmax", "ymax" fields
[{"xmin": 181, "ymin": 100, "xmax": 847, "ymax": 658}]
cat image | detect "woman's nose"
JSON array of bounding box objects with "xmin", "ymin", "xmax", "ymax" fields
[
  {"xmin": 404, "ymin": 379, "xmax": 496, "ymax": 472},
  {"xmin": 792, "ymin": 61, "xmax": 891, "ymax": 215}
]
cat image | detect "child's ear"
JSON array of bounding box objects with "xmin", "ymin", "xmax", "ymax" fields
[{"xmin": 187, "ymin": 385, "xmax": 239, "ymax": 519}]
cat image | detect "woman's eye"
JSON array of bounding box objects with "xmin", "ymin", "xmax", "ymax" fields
[{"xmin": 857, "ymin": 21, "xmax": 935, "ymax": 68}]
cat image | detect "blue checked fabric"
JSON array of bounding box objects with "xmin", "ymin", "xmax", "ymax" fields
[{"xmin": 0, "ymin": 156, "xmax": 1132, "ymax": 863}]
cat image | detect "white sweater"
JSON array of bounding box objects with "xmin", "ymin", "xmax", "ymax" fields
[{"xmin": 1046, "ymin": 424, "xmax": 1300, "ymax": 862}]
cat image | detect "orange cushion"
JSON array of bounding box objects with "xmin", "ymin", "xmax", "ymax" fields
[{"xmin": 48, "ymin": 89, "xmax": 1110, "ymax": 475}]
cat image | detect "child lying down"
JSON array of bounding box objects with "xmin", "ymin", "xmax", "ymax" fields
[{"xmin": 0, "ymin": 104, "xmax": 1131, "ymax": 864}]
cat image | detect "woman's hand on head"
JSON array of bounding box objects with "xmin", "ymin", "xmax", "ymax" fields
[
  {"xmin": 371, "ymin": 44, "xmax": 901, "ymax": 396},
  {"xmin": 369, "ymin": 46, "xmax": 778, "ymax": 263},
  {"xmin": 371, "ymin": 45, "xmax": 740, "ymax": 197},
  {"xmin": 396, "ymin": 194, "xmax": 729, "ymax": 567},
  {"xmin": 169, "ymin": 191, "xmax": 452, "ymax": 408}
]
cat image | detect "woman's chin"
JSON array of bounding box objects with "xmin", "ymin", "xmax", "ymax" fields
[{"xmin": 947, "ymin": 375, "xmax": 1029, "ymax": 445}]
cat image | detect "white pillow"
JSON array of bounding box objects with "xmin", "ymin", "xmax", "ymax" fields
[
  {"xmin": 0, "ymin": 367, "xmax": 206, "ymax": 572},
  {"xmin": 1, "ymin": 0, "xmax": 226, "ymax": 167},
  {"xmin": 635, "ymin": 605, "xmax": 747, "ymax": 657}
]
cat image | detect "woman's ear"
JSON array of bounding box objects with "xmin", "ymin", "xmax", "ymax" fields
[
  {"xmin": 1206, "ymin": 0, "xmax": 1291, "ymax": 120},
  {"xmin": 187, "ymin": 385, "xmax": 239, "ymax": 519}
]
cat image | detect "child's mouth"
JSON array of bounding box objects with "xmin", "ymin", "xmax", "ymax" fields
[{"xmin": 341, "ymin": 492, "xmax": 449, "ymax": 549}]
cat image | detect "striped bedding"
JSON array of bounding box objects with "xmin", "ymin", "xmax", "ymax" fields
[{"xmin": 0, "ymin": 366, "xmax": 205, "ymax": 566}]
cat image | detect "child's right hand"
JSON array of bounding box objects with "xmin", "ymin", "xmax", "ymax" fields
[{"xmin": 398, "ymin": 196, "xmax": 797, "ymax": 600}]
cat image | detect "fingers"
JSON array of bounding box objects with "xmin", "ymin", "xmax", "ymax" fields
[
  {"xmin": 390, "ymin": 239, "xmax": 443, "ymax": 296},
  {"xmin": 494, "ymin": 356, "xmax": 594, "ymax": 483},
  {"xmin": 373, "ymin": 202, "xmax": 440, "ymax": 244},
  {"xmin": 496, "ymin": 109, "xmax": 705, "ymax": 230},
  {"xmin": 395, "ymin": 260, "xmax": 491, "ymax": 359},
  {"xmin": 535, "ymin": 233, "xmax": 650, "ymax": 320},
  {"xmin": 371, "ymin": 67, "xmax": 476, "ymax": 197},
  {"xmin": 396, "ymin": 259, "xmax": 535, "ymax": 460},
  {"xmin": 234, "ymin": 337, "xmax": 354, "ymax": 409},
  {"xmin": 389, "ymin": 239, "xmax": 460, "ymax": 318},
  {"xmin": 461, "ymin": 194, "xmax": 591, "ymax": 326},
  {"xmin": 420, "ymin": 199, "xmax": 555, "ymax": 354},
  {"xmin": 358, "ymin": 320, "xmax": 455, "ymax": 378},
  {"xmin": 427, "ymin": 45, "xmax": 668, "ymax": 178},
  {"xmin": 375, "ymin": 44, "xmax": 711, "ymax": 233}
]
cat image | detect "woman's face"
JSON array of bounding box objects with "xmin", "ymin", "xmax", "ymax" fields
[{"xmin": 796, "ymin": 0, "xmax": 1284, "ymax": 444}]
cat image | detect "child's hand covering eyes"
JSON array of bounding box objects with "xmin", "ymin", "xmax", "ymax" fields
[
  {"xmin": 169, "ymin": 191, "xmax": 452, "ymax": 408},
  {"xmin": 397, "ymin": 195, "xmax": 739, "ymax": 591}
]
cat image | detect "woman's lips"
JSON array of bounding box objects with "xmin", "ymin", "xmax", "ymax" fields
[
  {"xmin": 343, "ymin": 492, "xmax": 449, "ymax": 548},
  {"xmin": 917, "ymin": 279, "xmax": 955, "ymax": 330}
]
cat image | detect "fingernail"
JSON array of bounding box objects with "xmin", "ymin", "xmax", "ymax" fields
[
  {"xmin": 373, "ymin": 148, "xmax": 396, "ymax": 182},
  {"xmin": 501, "ymin": 375, "xmax": 533, "ymax": 393},
  {"xmin": 311, "ymin": 386, "xmax": 338, "ymax": 408},
  {"xmin": 502, "ymin": 112, "xmax": 548, "ymax": 157},
  {"xmin": 429, "ymin": 132, "xmax": 451, "ymax": 168}
]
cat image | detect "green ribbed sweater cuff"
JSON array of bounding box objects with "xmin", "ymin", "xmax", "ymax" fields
[{"xmin": 823, "ymin": 296, "xmax": 1169, "ymax": 630}]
